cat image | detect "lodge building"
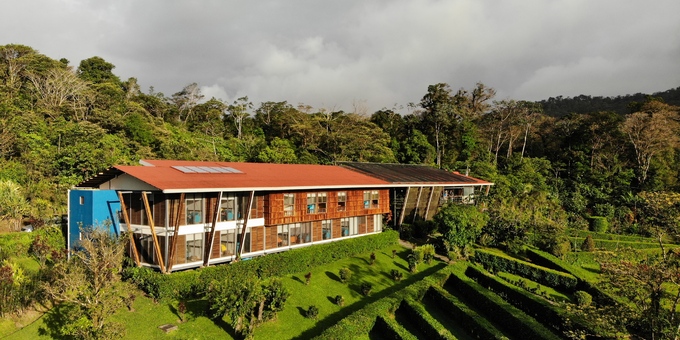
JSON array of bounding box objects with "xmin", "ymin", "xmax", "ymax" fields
[{"xmin": 69, "ymin": 160, "xmax": 492, "ymax": 272}]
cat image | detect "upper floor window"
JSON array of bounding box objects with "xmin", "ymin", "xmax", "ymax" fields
[
  {"xmin": 363, "ymin": 190, "xmax": 380, "ymax": 209},
  {"xmin": 307, "ymin": 192, "xmax": 327, "ymax": 214},
  {"xmin": 220, "ymin": 195, "xmax": 237, "ymax": 221},
  {"xmin": 337, "ymin": 191, "xmax": 347, "ymax": 211},
  {"xmin": 186, "ymin": 194, "xmax": 203, "ymax": 224},
  {"xmin": 284, "ymin": 193, "xmax": 295, "ymax": 216}
]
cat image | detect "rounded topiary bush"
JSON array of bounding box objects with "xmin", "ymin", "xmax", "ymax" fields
[
  {"xmin": 360, "ymin": 282, "xmax": 373, "ymax": 296},
  {"xmin": 334, "ymin": 295, "xmax": 344, "ymax": 306},
  {"xmin": 581, "ymin": 234, "xmax": 596, "ymax": 252},
  {"xmin": 589, "ymin": 216, "xmax": 609, "ymax": 233},
  {"xmin": 574, "ymin": 290, "xmax": 593, "ymax": 307},
  {"xmin": 306, "ymin": 305, "xmax": 319, "ymax": 319},
  {"xmin": 339, "ymin": 268, "xmax": 351, "ymax": 283}
]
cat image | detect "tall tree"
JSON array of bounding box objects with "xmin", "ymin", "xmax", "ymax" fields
[
  {"xmin": 621, "ymin": 100, "xmax": 680, "ymax": 186},
  {"xmin": 227, "ymin": 96, "xmax": 253, "ymax": 139},
  {"xmin": 172, "ymin": 83, "xmax": 204, "ymax": 124},
  {"xmin": 76, "ymin": 56, "xmax": 121, "ymax": 85},
  {"xmin": 420, "ymin": 83, "xmax": 454, "ymax": 167}
]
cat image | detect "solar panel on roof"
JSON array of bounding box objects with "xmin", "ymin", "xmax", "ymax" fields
[{"xmin": 171, "ymin": 165, "xmax": 242, "ymax": 174}]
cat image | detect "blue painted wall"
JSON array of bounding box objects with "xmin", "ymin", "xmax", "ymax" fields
[{"xmin": 68, "ymin": 190, "xmax": 121, "ymax": 250}]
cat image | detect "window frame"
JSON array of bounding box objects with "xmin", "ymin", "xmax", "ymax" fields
[
  {"xmin": 337, "ymin": 191, "xmax": 347, "ymax": 212},
  {"xmin": 283, "ymin": 193, "xmax": 295, "ymax": 217},
  {"xmin": 185, "ymin": 194, "xmax": 204, "ymax": 225}
]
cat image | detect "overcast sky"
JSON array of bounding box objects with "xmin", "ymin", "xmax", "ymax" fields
[{"xmin": 4, "ymin": 0, "xmax": 679, "ymax": 113}]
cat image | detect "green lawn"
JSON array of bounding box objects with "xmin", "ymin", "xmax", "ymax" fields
[{"xmin": 5, "ymin": 244, "xmax": 441, "ymax": 340}]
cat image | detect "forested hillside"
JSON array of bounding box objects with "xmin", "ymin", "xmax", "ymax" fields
[{"xmin": 2, "ymin": 43, "xmax": 680, "ymax": 248}]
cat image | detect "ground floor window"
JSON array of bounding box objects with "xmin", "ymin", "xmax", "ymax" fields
[
  {"xmin": 238, "ymin": 229, "xmax": 251, "ymax": 254},
  {"xmin": 340, "ymin": 217, "xmax": 358, "ymax": 237},
  {"xmin": 288, "ymin": 222, "xmax": 312, "ymax": 244},
  {"xmin": 374, "ymin": 214, "xmax": 383, "ymax": 233},
  {"xmin": 322, "ymin": 220, "xmax": 332, "ymax": 240},
  {"xmin": 219, "ymin": 229, "xmax": 237, "ymax": 256},
  {"xmin": 186, "ymin": 233, "xmax": 203, "ymax": 262},
  {"xmin": 277, "ymin": 225, "xmax": 289, "ymax": 246}
]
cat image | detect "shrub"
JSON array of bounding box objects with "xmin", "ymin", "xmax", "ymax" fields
[
  {"xmin": 306, "ymin": 305, "xmax": 319, "ymax": 319},
  {"xmin": 390, "ymin": 269, "xmax": 403, "ymax": 282},
  {"xmin": 305, "ymin": 272, "xmax": 312, "ymax": 285},
  {"xmin": 418, "ymin": 244, "xmax": 436, "ymax": 264},
  {"xmin": 581, "ymin": 235, "xmax": 595, "ymax": 252},
  {"xmin": 339, "ymin": 268, "xmax": 351, "ymax": 283},
  {"xmin": 407, "ymin": 253, "xmax": 418, "ymax": 273},
  {"xmin": 392, "ymin": 249, "xmax": 397, "ymax": 258},
  {"xmin": 361, "ymin": 282, "xmax": 373, "ymax": 296},
  {"xmin": 369, "ymin": 252, "xmax": 376, "ymax": 265},
  {"xmin": 335, "ymin": 295, "xmax": 345, "ymax": 306},
  {"xmin": 588, "ymin": 216, "xmax": 609, "ymax": 233},
  {"xmin": 574, "ymin": 290, "xmax": 592, "ymax": 307}
]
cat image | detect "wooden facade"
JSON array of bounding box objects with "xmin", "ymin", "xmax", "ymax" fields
[{"xmin": 122, "ymin": 189, "xmax": 389, "ymax": 271}]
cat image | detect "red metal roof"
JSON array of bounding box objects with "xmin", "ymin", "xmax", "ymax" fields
[{"xmin": 108, "ymin": 160, "xmax": 391, "ymax": 192}]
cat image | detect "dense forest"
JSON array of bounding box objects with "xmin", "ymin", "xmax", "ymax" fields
[{"xmin": 1, "ymin": 43, "xmax": 680, "ymax": 249}]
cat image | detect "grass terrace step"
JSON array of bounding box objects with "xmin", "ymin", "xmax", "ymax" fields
[
  {"xmin": 445, "ymin": 268, "xmax": 562, "ymax": 340},
  {"xmin": 397, "ymin": 299, "xmax": 456, "ymax": 340},
  {"xmin": 424, "ymin": 285, "xmax": 507, "ymax": 340}
]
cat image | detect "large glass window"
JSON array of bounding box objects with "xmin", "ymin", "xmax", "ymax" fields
[
  {"xmin": 277, "ymin": 225, "xmax": 289, "ymax": 247},
  {"xmin": 363, "ymin": 191, "xmax": 371, "ymax": 209},
  {"xmin": 220, "ymin": 195, "xmax": 237, "ymax": 221},
  {"xmin": 322, "ymin": 220, "xmax": 332, "ymax": 240},
  {"xmin": 341, "ymin": 218, "xmax": 350, "ymax": 237},
  {"xmin": 186, "ymin": 233, "xmax": 203, "ymax": 262},
  {"xmin": 284, "ymin": 193, "xmax": 295, "ymax": 217},
  {"xmin": 337, "ymin": 191, "xmax": 347, "ymax": 211},
  {"xmin": 186, "ymin": 194, "xmax": 203, "ymax": 225},
  {"xmin": 238, "ymin": 228, "xmax": 251, "ymax": 254},
  {"xmin": 219, "ymin": 229, "xmax": 237, "ymax": 256},
  {"xmin": 300, "ymin": 222, "xmax": 312, "ymax": 243}
]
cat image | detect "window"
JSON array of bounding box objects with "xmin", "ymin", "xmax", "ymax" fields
[
  {"xmin": 306, "ymin": 192, "xmax": 327, "ymax": 214},
  {"xmin": 220, "ymin": 195, "xmax": 237, "ymax": 221},
  {"xmin": 277, "ymin": 225, "xmax": 289, "ymax": 247},
  {"xmin": 79, "ymin": 196, "xmax": 84, "ymax": 205},
  {"xmin": 341, "ymin": 218, "xmax": 349, "ymax": 236},
  {"xmin": 322, "ymin": 220, "xmax": 332, "ymax": 240},
  {"xmin": 186, "ymin": 233, "xmax": 203, "ymax": 262},
  {"xmin": 219, "ymin": 229, "xmax": 236, "ymax": 256},
  {"xmin": 371, "ymin": 190, "xmax": 379, "ymax": 208},
  {"xmin": 363, "ymin": 191, "xmax": 371, "ymax": 209},
  {"xmin": 337, "ymin": 191, "xmax": 347, "ymax": 211},
  {"xmin": 185, "ymin": 194, "xmax": 203, "ymax": 225},
  {"xmin": 300, "ymin": 222, "xmax": 312, "ymax": 243},
  {"xmin": 307, "ymin": 193, "xmax": 316, "ymax": 214},
  {"xmin": 284, "ymin": 193, "xmax": 295, "ymax": 216}
]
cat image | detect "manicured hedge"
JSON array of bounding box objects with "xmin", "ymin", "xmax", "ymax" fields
[
  {"xmin": 473, "ymin": 248, "xmax": 578, "ymax": 293},
  {"xmin": 125, "ymin": 230, "xmax": 399, "ymax": 300},
  {"xmin": 567, "ymin": 229, "xmax": 658, "ymax": 243},
  {"xmin": 398, "ymin": 299, "xmax": 455, "ymax": 340},
  {"xmin": 314, "ymin": 264, "xmax": 452, "ymax": 339},
  {"xmin": 568, "ymin": 237, "xmax": 673, "ymax": 251},
  {"xmin": 525, "ymin": 247, "xmax": 618, "ymax": 307},
  {"xmin": 372, "ymin": 315, "xmax": 417, "ymax": 340},
  {"xmin": 445, "ymin": 269, "xmax": 562, "ymax": 340},
  {"xmin": 588, "ymin": 216, "xmax": 609, "ymax": 233},
  {"xmin": 464, "ymin": 265, "xmax": 604, "ymax": 338},
  {"xmin": 424, "ymin": 285, "xmax": 506, "ymax": 340}
]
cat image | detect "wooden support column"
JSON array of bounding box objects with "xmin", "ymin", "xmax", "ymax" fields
[
  {"xmin": 167, "ymin": 193, "xmax": 184, "ymax": 272},
  {"xmin": 142, "ymin": 191, "xmax": 166, "ymax": 273},
  {"xmin": 424, "ymin": 186, "xmax": 435, "ymax": 220},
  {"xmin": 237, "ymin": 191, "xmax": 255, "ymax": 259},
  {"xmin": 398, "ymin": 187, "xmax": 410, "ymax": 228},
  {"xmin": 412, "ymin": 186, "xmax": 423, "ymax": 223},
  {"xmin": 204, "ymin": 192, "xmax": 222, "ymax": 267},
  {"xmin": 117, "ymin": 191, "xmax": 141, "ymax": 267}
]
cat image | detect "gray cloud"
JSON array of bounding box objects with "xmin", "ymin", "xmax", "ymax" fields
[{"xmin": 3, "ymin": 0, "xmax": 679, "ymax": 112}]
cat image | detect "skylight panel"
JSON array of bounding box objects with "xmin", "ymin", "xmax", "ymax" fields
[{"xmin": 171, "ymin": 165, "xmax": 242, "ymax": 174}]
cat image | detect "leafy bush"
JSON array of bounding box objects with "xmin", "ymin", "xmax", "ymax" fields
[
  {"xmin": 390, "ymin": 269, "xmax": 404, "ymax": 282},
  {"xmin": 339, "ymin": 268, "xmax": 351, "ymax": 283},
  {"xmin": 588, "ymin": 216, "xmax": 609, "ymax": 233},
  {"xmin": 433, "ymin": 204, "xmax": 488, "ymax": 249},
  {"xmin": 581, "ymin": 235, "xmax": 595, "ymax": 252},
  {"xmin": 335, "ymin": 294, "xmax": 345, "ymax": 306},
  {"xmin": 306, "ymin": 305, "xmax": 319, "ymax": 319},
  {"xmin": 369, "ymin": 252, "xmax": 376, "ymax": 265},
  {"xmin": 407, "ymin": 253, "xmax": 418, "ymax": 273},
  {"xmin": 304, "ymin": 272, "xmax": 311, "ymax": 285},
  {"xmin": 574, "ymin": 290, "xmax": 592, "ymax": 307},
  {"xmin": 417, "ymin": 244, "xmax": 436, "ymax": 264},
  {"xmin": 361, "ymin": 282, "xmax": 373, "ymax": 296}
]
